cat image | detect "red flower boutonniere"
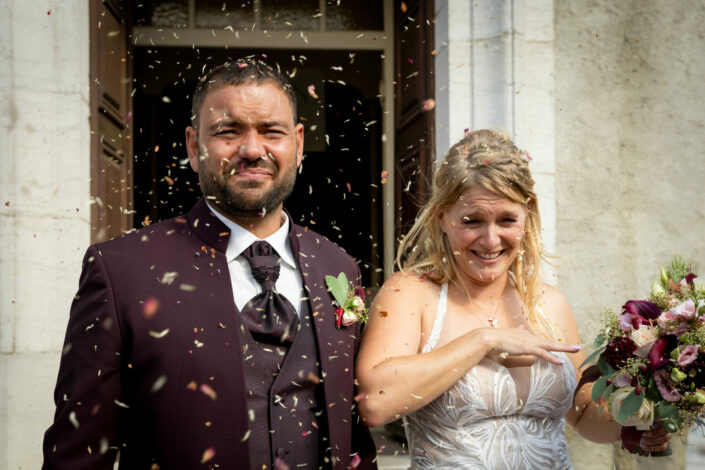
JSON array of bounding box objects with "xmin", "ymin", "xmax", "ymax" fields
[{"xmin": 325, "ymin": 272, "xmax": 368, "ymax": 328}]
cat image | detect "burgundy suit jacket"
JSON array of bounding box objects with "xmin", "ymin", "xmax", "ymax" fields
[{"xmin": 43, "ymin": 199, "xmax": 377, "ymax": 469}]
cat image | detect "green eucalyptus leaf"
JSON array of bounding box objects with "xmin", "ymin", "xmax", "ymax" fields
[
  {"xmin": 645, "ymin": 377, "xmax": 660, "ymax": 402},
  {"xmin": 601, "ymin": 383, "xmax": 616, "ymax": 400},
  {"xmin": 579, "ymin": 347, "xmax": 606, "ymax": 369},
  {"xmin": 591, "ymin": 376, "xmax": 609, "ymax": 402},
  {"xmin": 617, "ymin": 390, "xmax": 644, "ymax": 423},
  {"xmin": 597, "ymin": 354, "xmax": 614, "ymax": 376},
  {"xmin": 593, "ymin": 333, "xmax": 607, "ymax": 349}
]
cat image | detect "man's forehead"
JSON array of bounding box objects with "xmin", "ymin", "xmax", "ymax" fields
[{"xmin": 199, "ymin": 82, "xmax": 293, "ymax": 122}]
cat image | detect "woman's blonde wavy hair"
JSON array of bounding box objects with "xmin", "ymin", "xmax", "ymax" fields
[{"xmin": 396, "ymin": 129, "xmax": 560, "ymax": 340}]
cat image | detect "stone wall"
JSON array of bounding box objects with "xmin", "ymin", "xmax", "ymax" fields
[
  {"xmin": 0, "ymin": 1, "xmax": 91, "ymax": 468},
  {"xmin": 555, "ymin": 1, "xmax": 705, "ymax": 469}
]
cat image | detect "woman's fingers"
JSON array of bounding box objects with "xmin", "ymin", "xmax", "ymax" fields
[{"xmin": 640, "ymin": 426, "xmax": 670, "ymax": 452}]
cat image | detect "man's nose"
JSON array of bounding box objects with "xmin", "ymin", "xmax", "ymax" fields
[{"xmin": 238, "ymin": 130, "xmax": 266, "ymax": 161}]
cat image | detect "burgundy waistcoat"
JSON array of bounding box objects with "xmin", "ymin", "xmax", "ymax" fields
[{"xmin": 241, "ymin": 297, "xmax": 327, "ymax": 469}]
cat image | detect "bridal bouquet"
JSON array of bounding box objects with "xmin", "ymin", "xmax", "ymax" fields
[{"xmin": 581, "ymin": 257, "xmax": 705, "ymax": 453}]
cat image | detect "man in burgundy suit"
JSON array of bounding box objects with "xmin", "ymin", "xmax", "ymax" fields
[{"xmin": 43, "ymin": 60, "xmax": 377, "ymax": 469}]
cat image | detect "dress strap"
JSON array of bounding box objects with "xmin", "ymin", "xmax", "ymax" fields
[{"xmin": 422, "ymin": 282, "xmax": 448, "ymax": 353}]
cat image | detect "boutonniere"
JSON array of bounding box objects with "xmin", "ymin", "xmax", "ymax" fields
[{"xmin": 325, "ymin": 272, "xmax": 368, "ymax": 328}]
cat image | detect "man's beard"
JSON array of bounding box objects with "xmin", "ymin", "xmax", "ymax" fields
[{"xmin": 198, "ymin": 158, "xmax": 297, "ymax": 219}]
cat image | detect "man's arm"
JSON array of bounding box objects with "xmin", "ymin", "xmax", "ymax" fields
[{"xmin": 43, "ymin": 245, "xmax": 124, "ymax": 469}]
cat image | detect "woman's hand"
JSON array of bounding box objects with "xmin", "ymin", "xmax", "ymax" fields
[
  {"xmin": 639, "ymin": 424, "xmax": 671, "ymax": 453},
  {"xmin": 477, "ymin": 325, "xmax": 582, "ymax": 365}
]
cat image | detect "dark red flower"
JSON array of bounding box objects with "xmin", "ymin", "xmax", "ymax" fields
[
  {"xmin": 685, "ymin": 273, "xmax": 697, "ymax": 288},
  {"xmin": 335, "ymin": 307, "xmax": 344, "ymax": 328},
  {"xmin": 648, "ymin": 336, "xmax": 672, "ymax": 369},
  {"xmin": 620, "ymin": 426, "xmax": 643, "ymax": 453},
  {"xmin": 604, "ymin": 336, "xmax": 638, "ymax": 369},
  {"xmin": 354, "ymin": 285, "xmax": 365, "ymax": 301},
  {"xmin": 622, "ymin": 300, "xmax": 662, "ymax": 321}
]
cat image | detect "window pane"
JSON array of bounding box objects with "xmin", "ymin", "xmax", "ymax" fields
[
  {"xmin": 326, "ymin": 0, "xmax": 383, "ymax": 31},
  {"xmin": 133, "ymin": 0, "xmax": 189, "ymax": 28},
  {"xmin": 260, "ymin": 0, "xmax": 320, "ymax": 30},
  {"xmin": 195, "ymin": 0, "xmax": 255, "ymax": 29}
]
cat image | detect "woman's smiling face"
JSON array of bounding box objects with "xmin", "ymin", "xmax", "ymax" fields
[{"xmin": 439, "ymin": 186, "xmax": 527, "ymax": 286}]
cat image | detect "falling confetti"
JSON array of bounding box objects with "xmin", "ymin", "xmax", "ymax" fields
[
  {"xmin": 200, "ymin": 447, "xmax": 216, "ymax": 464},
  {"xmin": 150, "ymin": 375, "xmax": 168, "ymax": 393},
  {"xmin": 307, "ymin": 84, "xmax": 318, "ymax": 99},
  {"xmin": 380, "ymin": 170, "xmax": 389, "ymax": 184},
  {"xmin": 143, "ymin": 297, "xmax": 160, "ymax": 318},
  {"xmin": 400, "ymin": 2, "xmax": 408, "ymax": 13},
  {"xmin": 421, "ymin": 99, "xmax": 436, "ymax": 111},
  {"xmin": 350, "ymin": 454, "xmax": 361, "ymax": 468},
  {"xmin": 148, "ymin": 328, "xmax": 170, "ymax": 339},
  {"xmin": 199, "ymin": 384, "xmax": 217, "ymax": 401}
]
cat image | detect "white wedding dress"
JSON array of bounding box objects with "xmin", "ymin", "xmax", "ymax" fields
[{"xmin": 404, "ymin": 283, "xmax": 577, "ymax": 470}]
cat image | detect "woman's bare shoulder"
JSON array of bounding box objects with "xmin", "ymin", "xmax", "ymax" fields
[{"xmin": 538, "ymin": 283, "xmax": 581, "ymax": 343}]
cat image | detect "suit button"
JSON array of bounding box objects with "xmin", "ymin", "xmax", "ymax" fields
[{"xmin": 276, "ymin": 447, "xmax": 288, "ymax": 458}]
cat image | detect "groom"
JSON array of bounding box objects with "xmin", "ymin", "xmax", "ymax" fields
[{"xmin": 43, "ymin": 60, "xmax": 377, "ymax": 469}]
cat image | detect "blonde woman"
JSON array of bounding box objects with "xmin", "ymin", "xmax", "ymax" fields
[{"xmin": 355, "ymin": 130, "xmax": 668, "ymax": 469}]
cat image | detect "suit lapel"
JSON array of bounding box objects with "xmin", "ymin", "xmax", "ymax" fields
[{"xmin": 289, "ymin": 224, "xmax": 357, "ymax": 469}]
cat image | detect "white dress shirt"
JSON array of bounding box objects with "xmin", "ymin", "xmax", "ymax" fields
[{"xmin": 206, "ymin": 202, "xmax": 304, "ymax": 315}]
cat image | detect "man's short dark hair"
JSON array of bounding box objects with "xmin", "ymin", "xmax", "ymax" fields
[{"xmin": 191, "ymin": 59, "xmax": 298, "ymax": 128}]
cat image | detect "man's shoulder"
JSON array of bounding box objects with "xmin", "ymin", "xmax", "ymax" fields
[
  {"xmin": 291, "ymin": 222, "xmax": 353, "ymax": 262},
  {"xmin": 92, "ymin": 215, "xmax": 193, "ymax": 254}
]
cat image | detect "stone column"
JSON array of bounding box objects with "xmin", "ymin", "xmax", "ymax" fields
[{"xmin": 0, "ymin": 1, "xmax": 91, "ymax": 468}]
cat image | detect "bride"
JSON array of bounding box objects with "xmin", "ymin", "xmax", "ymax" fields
[{"xmin": 355, "ymin": 130, "xmax": 668, "ymax": 469}]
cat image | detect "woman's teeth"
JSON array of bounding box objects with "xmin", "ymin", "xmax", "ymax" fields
[{"xmin": 475, "ymin": 251, "xmax": 502, "ymax": 260}]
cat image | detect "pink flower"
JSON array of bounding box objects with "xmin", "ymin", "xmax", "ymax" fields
[
  {"xmin": 677, "ymin": 345, "xmax": 699, "ymax": 366},
  {"xmin": 342, "ymin": 310, "xmax": 357, "ymax": 327},
  {"xmin": 657, "ymin": 299, "xmax": 696, "ymax": 327},
  {"xmin": 335, "ymin": 307, "xmax": 344, "ymax": 328},
  {"xmin": 654, "ymin": 368, "xmax": 681, "ymax": 401},
  {"xmin": 613, "ymin": 373, "xmax": 632, "ymax": 388}
]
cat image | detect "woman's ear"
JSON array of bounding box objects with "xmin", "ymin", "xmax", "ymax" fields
[{"xmin": 437, "ymin": 210, "xmax": 449, "ymax": 234}]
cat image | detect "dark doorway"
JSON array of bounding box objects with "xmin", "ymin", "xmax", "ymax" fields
[{"xmin": 132, "ymin": 47, "xmax": 384, "ymax": 285}]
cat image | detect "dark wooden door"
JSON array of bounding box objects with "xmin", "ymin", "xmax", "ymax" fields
[
  {"xmin": 394, "ymin": 0, "xmax": 435, "ymax": 240},
  {"xmin": 90, "ymin": 0, "xmax": 133, "ymax": 242}
]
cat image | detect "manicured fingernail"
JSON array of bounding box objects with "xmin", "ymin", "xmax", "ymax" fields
[{"xmin": 571, "ymin": 345, "xmax": 582, "ymax": 350}]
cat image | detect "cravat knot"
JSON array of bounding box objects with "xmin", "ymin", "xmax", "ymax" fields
[{"xmin": 243, "ymin": 241, "xmax": 281, "ymax": 289}]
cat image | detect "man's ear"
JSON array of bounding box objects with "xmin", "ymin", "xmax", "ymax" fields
[
  {"xmin": 185, "ymin": 126, "xmax": 200, "ymax": 172},
  {"xmin": 294, "ymin": 123, "xmax": 304, "ymax": 167}
]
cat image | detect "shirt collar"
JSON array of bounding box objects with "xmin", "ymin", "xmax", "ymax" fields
[{"xmin": 205, "ymin": 202, "xmax": 297, "ymax": 270}]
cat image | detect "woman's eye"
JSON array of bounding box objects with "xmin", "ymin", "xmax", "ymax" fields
[{"xmin": 462, "ymin": 217, "xmax": 479, "ymax": 224}]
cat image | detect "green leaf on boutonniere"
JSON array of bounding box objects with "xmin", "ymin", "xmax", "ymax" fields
[
  {"xmin": 325, "ymin": 272, "xmax": 349, "ymax": 306},
  {"xmin": 617, "ymin": 389, "xmax": 644, "ymax": 423}
]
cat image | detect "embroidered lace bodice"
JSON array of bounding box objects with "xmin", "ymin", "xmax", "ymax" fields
[{"xmin": 404, "ymin": 283, "xmax": 577, "ymax": 470}]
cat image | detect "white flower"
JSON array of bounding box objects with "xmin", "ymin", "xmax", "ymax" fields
[
  {"xmin": 610, "ymin": 387, "xmax": 655, "ymax": 430},
  {"xmin": 629, "ymin": 325, "xmax": 659, "ymax": 348},
  {"xmin": 351, "ymin": 296, "xmax": 365, "ymax": 310},
  {"xmin": 342, "ymin": 310, "xmax": 357, "ymax": 327}
]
